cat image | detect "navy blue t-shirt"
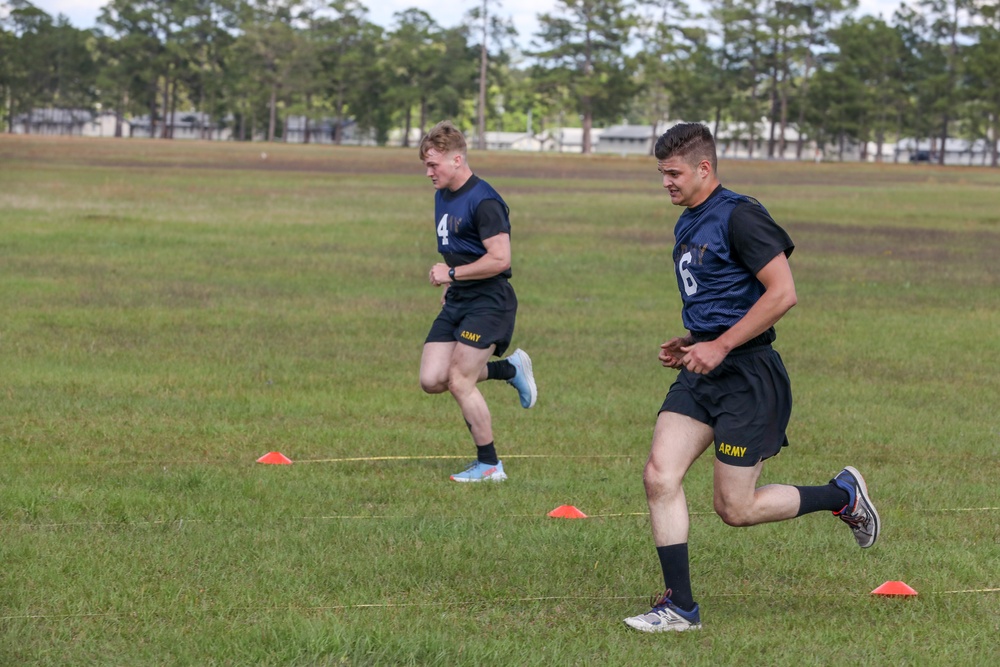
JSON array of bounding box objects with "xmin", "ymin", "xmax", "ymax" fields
[
  {"xmin": 672, "ymin": 185, "xmax": 794, "ymax": 337},
  {"xmin": 434, "ymin": 174, "xmax": 511, "ymax": 291}
]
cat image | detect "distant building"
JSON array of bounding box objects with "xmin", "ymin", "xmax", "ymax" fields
[
  {"xmin": 84, "ymin": 112, "xmax": 131, "ymax": 138},
  {"xmin": 284, "ymin": 116, "xmax": 377, "ymax": 145},
  {"xmin": 544, "ymin": 127, "xmax": 603, "ymax": 153},
  {"xmin": 467, "ymin": 131, "xmax": 548, "ymax": 152},
  {"xmin": 285, "ymin": 115, "xmax": 336, "ymax": 143},
  {"xmin": 12, "ymin": 108, "xmax": 93, "ymax": 136},
  {"xmin": 592, "ymin": 120, "xmax": 817, "ymax": 159},
  {"xmin": 596, "ymin": 124, "xmax": 657, "ymax": 155},
  {"xmin": 714, "ymin": 120, "xmax": 810, "ymax": 160},
  {"xmin": 894, "ymin": 137, "xmax": 998, "ymax": 166},
  {"xmin": 385, "ymin": 126, "xmax": 425, "ymax": 148},
  {"xmin": 130, "ymin": 111, "xmax": 231, "ymax": 141}
]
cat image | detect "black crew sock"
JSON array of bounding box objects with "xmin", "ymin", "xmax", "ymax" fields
[
  {"xmin": 656, "ymin": 543, "xmax": 695, "ymax": 611},
  {"xmin": 476, "ymin": 442, "xmax": 499, "ymax": 466},
  {"xmin": 486, "ymin": 359, "xmax": 516, "ymax": 381},
  {"xmin": 795, "ymin": 482, "xmax": 850, "ymax": 516}
]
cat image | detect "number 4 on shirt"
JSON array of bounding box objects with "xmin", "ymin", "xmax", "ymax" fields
[{"xmin": 437, "ymin": 214, "xmax": 450, "ymax": 246}]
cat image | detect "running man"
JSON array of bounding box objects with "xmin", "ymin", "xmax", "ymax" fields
[
  {"xmin": 418, "ymin": 121, "xmax": 536, "ymax": 482},
  {"xmin": 624, "ymin": 123, "xmax": 880, "ymax": 632}
]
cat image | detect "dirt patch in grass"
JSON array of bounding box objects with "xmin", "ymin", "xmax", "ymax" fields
[
  {"xmin": 11, "ymin": 135, "xmax": 997, "ymax": 189},
  {"xmin": 791, "ymin": 220, "xmax": 999, "ymax": 264}
]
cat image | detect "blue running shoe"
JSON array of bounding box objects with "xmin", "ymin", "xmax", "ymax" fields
[
  {"xmin": 832, "ymin": 466, "xmax": 880, "ymax": 548},
  {"xmin": 624, "ymin": 591, "xmax": 701, "ymax": 633},
  {"xmin": 506, "ymin": 348, "xmax": 537, "ymax": 409},
  {"xmin": 450, "ymin": 460, "xmax": 507, "ymax": 483}
]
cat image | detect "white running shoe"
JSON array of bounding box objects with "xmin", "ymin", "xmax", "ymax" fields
[
  {"xmin": 624, "ymin": 592, "xmax": 701, "ymax": 633},
  {"xmin": 506, "ymin": 348, "xmax": 537, "ymax": 409},
  {"xmin": 450, "ymin": 460, "xmax": 507, "ymax": 483}
]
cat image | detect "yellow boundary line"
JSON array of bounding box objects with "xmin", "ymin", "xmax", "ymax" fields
[
  {"xmin": 294, "ymin": 454, "xmax": 633, "ymax": 463},
  {"xmin": 3, "ymin": 588, "xmax": 998, "ymax": 621},
  {"xmin": 7, "ymin": 506, "xmax": 997, "ymax": 530},
  {"xmin": 5, "ymin": 452, "xmax": 996, "ymax": 620},
  {"xmin": 11, "ymin": 505, "xmax": 999, "ymax": 530}
]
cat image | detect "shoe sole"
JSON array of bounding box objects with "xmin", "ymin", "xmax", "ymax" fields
[
  {"xmin": 450, "ymin": 473, "xmax": 507, "ymax": 483},
  {"xmin": 511, "ymin": 349, "xmax": 537, "ymax": 409},
  {"xmin": 451, "ymin": 475, "xmax": 507, "ymax": 483},
  {"xmin": 844, "ymin": 465, "xmax": 880, "ymax": 548},
  {"xmin": 623, "ymin": 618, "xmax": 701, "ymax": 633}
]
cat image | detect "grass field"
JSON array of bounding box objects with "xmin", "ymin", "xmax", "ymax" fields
[{"xmin": 1, "ymin": 135, "xmax": 997, "ymax": 665}]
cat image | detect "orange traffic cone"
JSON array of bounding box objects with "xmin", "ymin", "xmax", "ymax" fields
[
  {"xmin": 256, "ymin": 451, "xmax": 292, "ymax": 465},
  {"xmin": 871, "ymin": 581, "xmax": 918, "ymax": 596},
  {"xmin": 548, "ymin": 505, "xmax": 587, "ymax": 519}
]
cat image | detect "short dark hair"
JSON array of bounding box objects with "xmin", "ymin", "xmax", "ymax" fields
[
  {"xmin": 654, "ymin": 123, "xmax": 717, "ymax": 171},
  {"xmin": 419, "ymin": 120, "xmax": 467, "ymax": 160}
]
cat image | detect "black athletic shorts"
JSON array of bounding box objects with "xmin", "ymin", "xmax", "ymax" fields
[
  {"xmin": 424, "ymin": 280, "xmax": 517, "ymax": 357},
  {"xmin": 659, "ymin": 344, "xmax": 792, "ymax": 467}
]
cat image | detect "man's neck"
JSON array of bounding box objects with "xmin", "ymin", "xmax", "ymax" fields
[
  {"xmin": 449, "ymin": 169, "xmax": 474, "ymax": 193},
  {"xmin": 687, "ymin": 180, "xmax": 721, "ymax": 208}
]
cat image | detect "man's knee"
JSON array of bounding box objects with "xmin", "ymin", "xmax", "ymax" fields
[
  {"xmin": 713, "ymin": 458, "xmax": 766, "ymax": 526},
  {"xmin": 643, "ymin": 460, "xmax": 682, "ymax": 501},
  {"xmin": 446, "ymin": 369, "xmax": 477, "ymax": 398},
  {"xmin": 713, "ymin": 494, "xmax": 753, "ymax": 527},
  {"xmin": 419, "ymin": 372, "xmax": 448, "ymax": 394}
]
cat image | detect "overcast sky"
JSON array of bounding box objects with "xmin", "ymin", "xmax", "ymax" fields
[{"xmin": 26, "ymin": 0, "xmax": 909, "ymax": 44}]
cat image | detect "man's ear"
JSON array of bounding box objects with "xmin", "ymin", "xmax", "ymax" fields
[{"xmin": 698, "ymin": 159, "xmax": 712, "ymax": 178}]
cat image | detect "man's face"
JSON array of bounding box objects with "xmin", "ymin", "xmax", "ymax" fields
[
  {"xmin": 423, "ymin": 148, "xmax": 462, "ymax": 191},
  {"xmin": 657, "ymin": 155, "xmax": 710, "ymax": 208}
]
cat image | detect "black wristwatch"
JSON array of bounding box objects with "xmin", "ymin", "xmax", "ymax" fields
[{"xmin": 448, "ymin": 267, "xmax": 456, "ymax": 282}]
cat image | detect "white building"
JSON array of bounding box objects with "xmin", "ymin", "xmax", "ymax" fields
[
  {"xmin": 83, "ymin": 112, "xmax": 131, "ymax": 138},
  {"xmin": 542, "ymin": 127, "xmax": 604, "ymax": 153},
  {"xmin": 592, "ymin": 120, "xmax": 819, "ymax": 160},
  {"xmin": 130, "ymin": 111, "xmax": 231, "ymax": 140},
  {"xmin": 595, "ymin": 124, "xmax": 657, "ymax": 155},
  {"xmin": 714, "ymin": 120, "xmax": 811, "ymax": 160},
  {"xmin": 893, "ymin": 137, "xmax": 999, "ymax": 166},
  {"xmin": 385, "ymin": 126, "xmax": 424, "ymax": 147},
  {"xmin": 12, "ymin": 108, "xmax": 93, "ymax": 136},
  {"xmin": 284, "ymin": 116, "xmax": 377, "ymax": 145},
  {"xmin": 468, "ymin": 131, "xmax": 548, "ymax": 152}
]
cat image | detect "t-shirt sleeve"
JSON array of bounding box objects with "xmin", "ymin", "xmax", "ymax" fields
[
  {"xmin": 729, "ymin": 200, "xmax": 794, "ymax": 275},
  {"xmin": 474, "ymin": 199, "xmax": 511, "ymax": 240}
]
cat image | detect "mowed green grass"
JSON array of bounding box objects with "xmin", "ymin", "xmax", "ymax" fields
[{"xmin": 1, "ymin": 135, "xmax": 997, "ymax": 665}]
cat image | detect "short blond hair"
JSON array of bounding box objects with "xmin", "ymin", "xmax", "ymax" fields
[{"xmin": 419, "ymin": 120, "xmax": 467, "ymax": 160}]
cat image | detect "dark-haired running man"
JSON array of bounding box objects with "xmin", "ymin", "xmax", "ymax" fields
[{"xmin": 624, "ymin": 123, "xmax": 880, "ymax": 632}]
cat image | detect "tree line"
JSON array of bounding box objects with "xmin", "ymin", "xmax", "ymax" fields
[{"xmin": 2, "ymin": 0, "xmax": 999, "ymax": 165}]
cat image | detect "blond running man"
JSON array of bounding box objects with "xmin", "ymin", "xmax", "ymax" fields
[{"xmin": 418, "ymin": 121, "xmax": 536, "ymax": 482}]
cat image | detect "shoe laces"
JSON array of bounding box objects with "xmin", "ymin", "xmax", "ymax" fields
[
  {"xmin": 649, "ymin": 589, "xmax": 674, "ymax": 610},
  {"xmin": 838, "ymin": 508, "xmax": 869, "ymax": 529}
]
